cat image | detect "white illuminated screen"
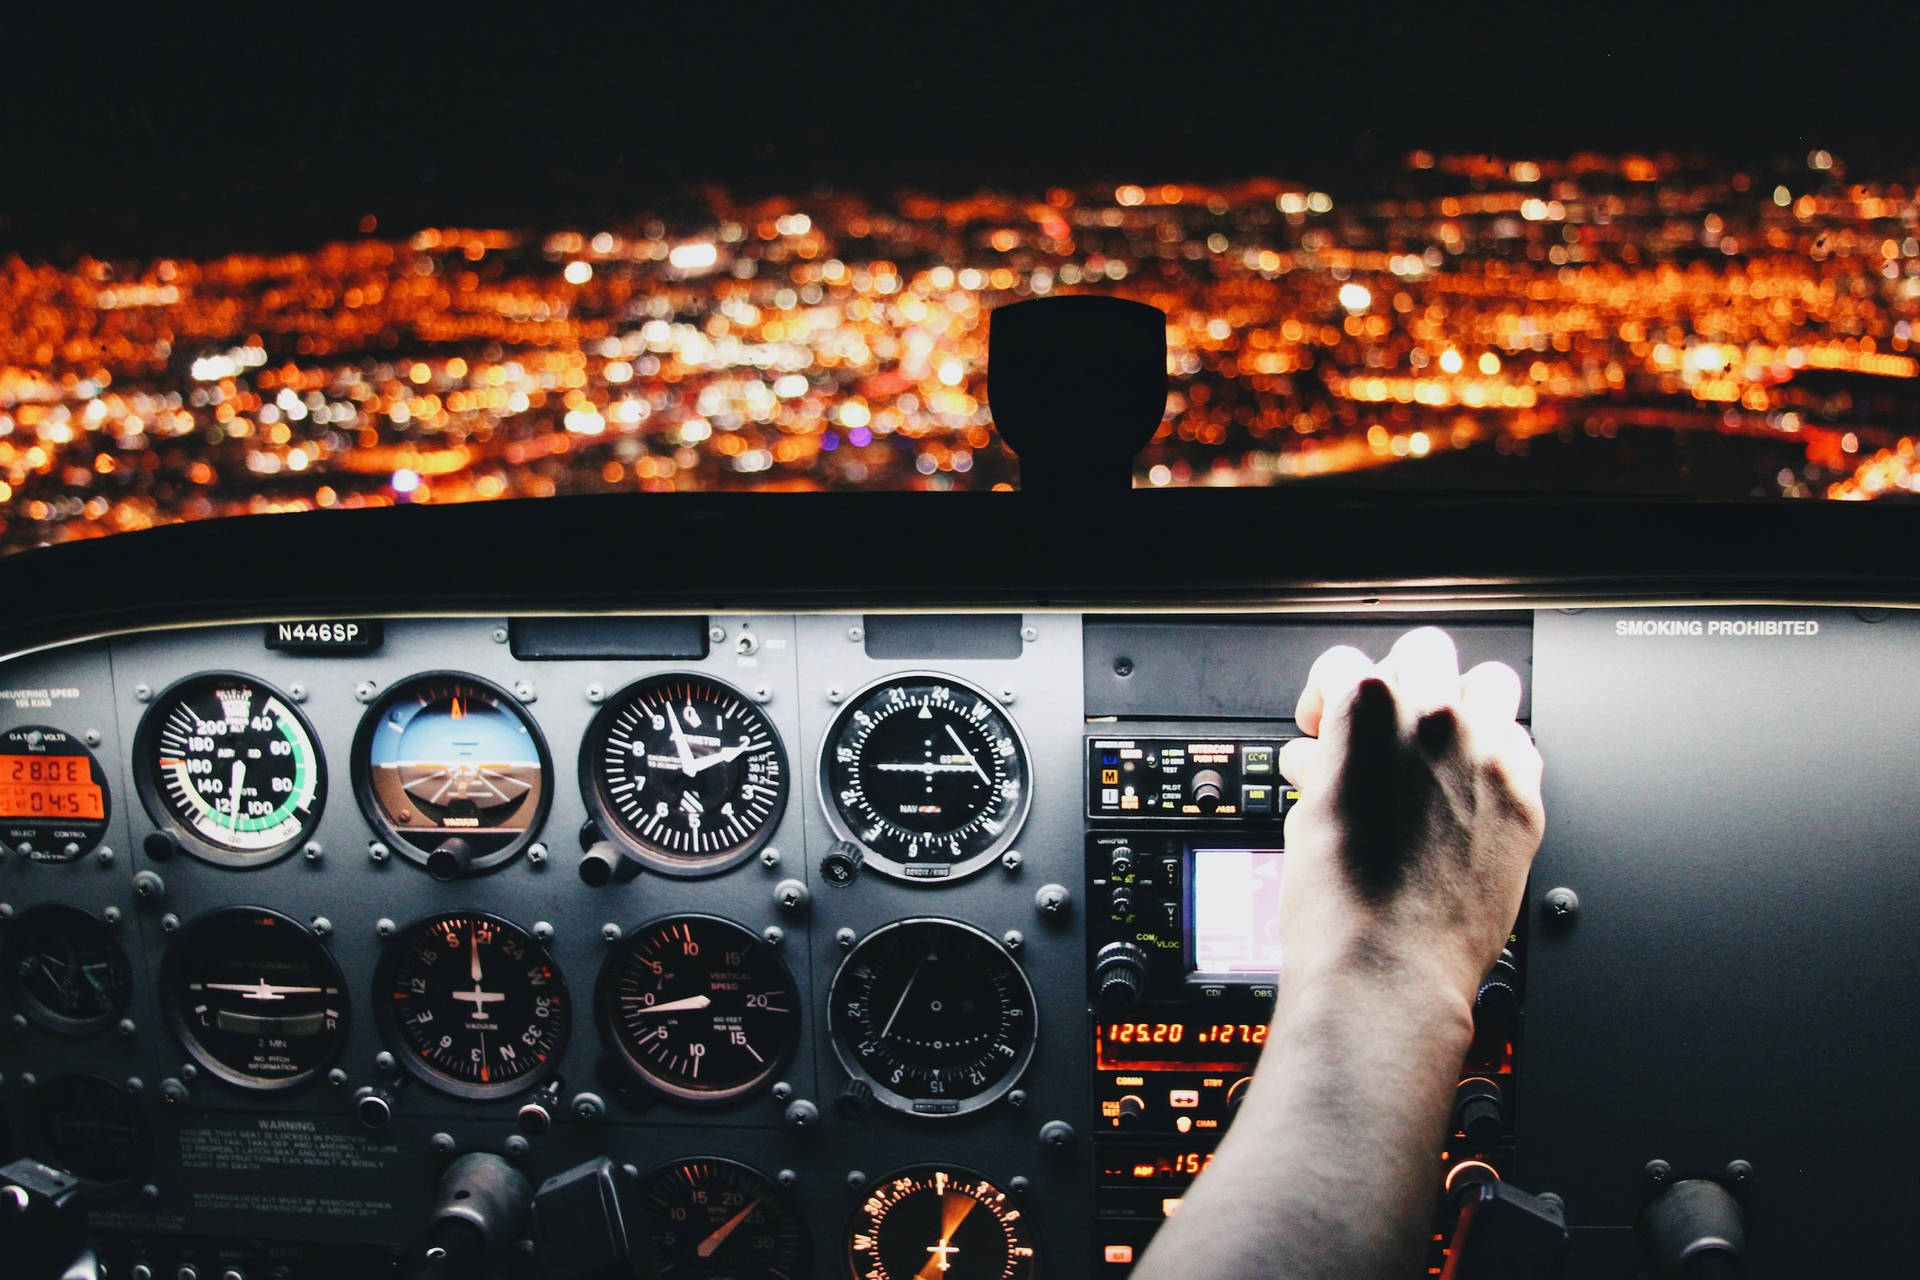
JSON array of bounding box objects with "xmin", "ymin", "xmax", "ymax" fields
[{"xmin": 1193, "ymin": 848, "xmax": 1287, "ymax": 973}]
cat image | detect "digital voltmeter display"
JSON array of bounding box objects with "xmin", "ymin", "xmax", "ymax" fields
[{"xmin": 0, "ymin": 754, "xmax": 106, "ymax": 820}]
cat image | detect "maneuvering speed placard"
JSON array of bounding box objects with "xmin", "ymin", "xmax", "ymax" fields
[{"xmin": 820, "ymin": 673, "xmax": 1031, "ymax": 882}]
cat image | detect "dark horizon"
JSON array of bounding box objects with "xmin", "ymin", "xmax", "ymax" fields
[{"xmin": 5, "ymin": 1, "xmax": 1914, "ymax": 260}]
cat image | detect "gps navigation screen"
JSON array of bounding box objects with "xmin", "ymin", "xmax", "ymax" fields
[{"xmin": 1192, "ymin": 847, "xmax": 1287, "ymax": 973}]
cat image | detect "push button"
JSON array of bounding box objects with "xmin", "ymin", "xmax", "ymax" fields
[
  {"xmin": 1241, "ymin": 744, "xmax": 1276, "ymax": 775},
  {"xmin": 1241, "ymin": 783, "xmax": 1274, "ymax": 814}
]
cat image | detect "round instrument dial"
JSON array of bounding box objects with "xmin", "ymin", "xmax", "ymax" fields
[
  {"xmin": 37, "ymin": 1074, "xmax": 153, "ymax": 1191},
  {"xmin": 820, "ymin": 674, "xmax": 1030, "ymax": 882},
  {"xmin": 5, "ymin": 904, "xmax": 132, "ymax": 1035},
  {"xmin": 0, "ymin": 725, "xmax": 110, "ymax": 862},
  {"xmin": 597, "ymin": 914, "xmax": 800, "ymax": 1104},
  {"xmin": 161, "ymin": 907, "xmax": 348, "ymax": 1090},
  {"xmin": 582, "ymin": 673, "xmax": 788, "ymax": 876},
  {"xmin": 354, "ymin": 673, "xmax": 552, "ymax": 874},
  {"xmin": 827, "ymin": 918, "xmax": 1036, "ymax": 1117},
  {"xmin": 845, "ymin": 1165, "xmax": 1037, "ymax": 1280},
  {"xmin": 135, "ymin": 674, "xmax": 324, "ymax": 866},
  {"xmin": 639, "ymin": 1158, "xmax": 810, "ymax": 1280},
  {"xmin": 377, "ymin": 911, "xmax": 568, "ymax": 1100}
]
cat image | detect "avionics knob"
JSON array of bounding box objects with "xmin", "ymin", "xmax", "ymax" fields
[
  {"xmin": 1115, "ymin": 1094, "xmax": 1146, "ymax": 1129},
  {"xmin": 578, "ymin": 840, "xmax": 624, "ymax": 888},
  {"xmin": 426, "ymin": 837, "xmax": 473, "ymax": 882},
  {"xmin": 1444, "ymin": 1158, "xmax": 1502, "ymax": 1209},
  {"xmin": 1641, "ymin": 1179, "xmax": 1746, "ymax": 1280},
  {"xmin": 1109, "ymin": 886, "xmax": 1134, "ymax": 919},
  {"xmin": 834, "ymin": 1079, "xmax": 875, "ymax": 1122},
  {"xmin": 820, "ymin": 841, "xmax": 864, "ymax": 886},
  {"xmin": 1225, "ymin": 1076, "xmax": 1252, "ymax": 1114},
  {"xmin": 1474, "ymin": 950, "xmax": 1521, "ymax": 1025},
  {"xmin": 424, "ymin": 1153, "xmax": 533, "ymax": 1276},
  {"xmin": 1094, "ymin": 941, "xmax": 1150, "ymax": 1011},
  {"xmin": 1451, "ymin": 1078, "xmax": 1506, "ymax": 1145},
  {"xmin": 1108, "ymin": 846, "xmax": 1135, "ymax": 877},
  {"xmin": 1190, "ymin": 769, "xmax": 1226, "ymax": 812}
]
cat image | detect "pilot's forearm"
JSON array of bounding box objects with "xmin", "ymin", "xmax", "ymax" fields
[{"xmin": 1132, "ymin": 952, "xmax": 1474, "ymax": 1280}]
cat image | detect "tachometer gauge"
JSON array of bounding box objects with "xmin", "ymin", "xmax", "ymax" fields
[
  {"xmin": 353, "ymin": 673, "xmax": 551, "ymax": 876},
  {"xmin": 5, "ymin": 904, "xmax": 132, "ymax": 1035},
  {"xmin": 639, "ymin": 1158, "xmax": 810, "ymax": 1280},
  {"xmin": 376, "ymin": 910, "xmax": 568, "ymax": 1100},
  {"xmin": 596, "ymin": 914, "xmax": 800, "ymax": 1104},
  {"xmin": 827, "ymin": 918, "xmax": 1036, "ymax": 1117},
  {"xmin": 0, "ymin": 725, "xmax": 110, "ymax": 862},
  {"xmin": 161, "ymin": 907, "xmax": 347, "ymax": 1091},
  {"xmin": 581, "ymin": 673, "xmax": 788, "ymax": 876},
  {"xmin": 135, "ymin": 674, "xmax": 324, "ymax": 867},
  {"xmin": 845, "ymin": 1165, "xmax": 1037, "ymax": 1280},
  {"xmin": 820, "ymin": 674, "xmax": 1030, "ymax": 882}
]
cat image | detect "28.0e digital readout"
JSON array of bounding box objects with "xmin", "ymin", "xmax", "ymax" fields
[{"xmin": 0, "ymin": 755, "xmax": 104, "ymax": 820}]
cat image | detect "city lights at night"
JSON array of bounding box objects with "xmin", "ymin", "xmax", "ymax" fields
[{"xmin": 2, "ymin": 148, "xmax": 1918, "ymax": 552}]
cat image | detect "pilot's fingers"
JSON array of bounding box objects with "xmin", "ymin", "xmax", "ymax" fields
[
  {"xmin": 1294, "ymin": 645, "xmax": 1375, "ymax": 737},
  {"xmin": 1277, "ymin": 734, "xmax": 1323, "ymax": 789},
  {"xmin": 1459, "ymin": 660, "xmax": 1523, "ymax": 731},
  {"xmin": 1377, "ymin": 626, "xmax": 1461, "ymax": 717}
]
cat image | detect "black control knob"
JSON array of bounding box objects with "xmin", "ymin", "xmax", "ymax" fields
[
  {"xmin": 1474, "ymin": 951, "xmax": 1521, "ymax": 1025},
  {"xmin": 1641, "ymin": 1179, "xmax": 1746, "ymax": 1280},
  {"xmin": 426, "ymin": 838, "xmax": 473, "ymax": 882},
  {"xmin": 1190, "ymin": 768, "xmax": 1226, "ymax": 812},
  {"xmin": 1451, "ymin": 1078, "xmax": 1506, "ymax": 1145},
  {"xmin": 1226, "ymin": 1076, "xmax": 1252, "ymax": 1114},
  {"xmin": 353, "ymin": 1087, "xmax": 394, "ymax": 1131},
  {"xmin": 834, "ymin": 1078, "xmax": 875, "ymax": 1122},
  {"xmin": 578, "ymin": 840, "xmax": 623, "ymax": 888},
  {"xmin": 1115, "ymin": 1094, "xmax": 1146, "ymax": 1129},
  {"xmin": 424, "ymin": 1153, "xmax": 532, "ymax": 1277},
  {"xmin": 1094, "ymin": 942, "xmax": 1150, "ymax": 1012},
  {"xmin": 1109, "ymin": 886, "xmax": 1134, "ymax": 919},
  {"xmin": 1108, "ymin": 846, "xmax": 1135, "ymax": 877},
  {"xmin": 820, "ymin": 841, "xmax": 864, "ymax": 886},
  {"xmin": 1444, "ymin": 1158, "xmax": 1502, "ymax": 1209}
]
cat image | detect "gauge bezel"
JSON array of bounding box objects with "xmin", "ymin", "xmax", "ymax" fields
[
  {"xmin": 0, "ymin": 724, "xmax": 112, "ymax": 862},
  {"xmin": 133, "ymin": 671, "xmax": 326, "ymax": 869},
  {"xmin": 816, "ymin": 670, "xmax": 1033, "ymax": 884},
  {"xmin": 826, "ymin": 916, "xmax": 1039, "ymax": 1118},
  {"xmin": 3, "ymin": 903, "xmax": 133, "ymax": 1035},
  {"xmin": 160, "ymin": 905, "xmax": 349, "ymax": 1092},
  {"xmin": 638, "ymin": 1156, "xmax": 812, "ymax": 1279},
  {"xmin": 350, "ymin": 670, "xmax": 554, "ymax": 875},
  {"xmin": 35, "ymin": 1073, "xmax": 154, "ymax": 1196},
  {"xmin": 843, "ymin": 1163, "xmax": 1038, "ymax": 1280},
  {"xmin": 373, "ymin": 909, "xmax": 571, "ymax": 1101},
  {"xmin": 594, "ymin": 913, "xmax": 801, "ymax": 1106},
  {"xmin": 579, "ymin": 671, "xmax": 790, "ymax": 878}
]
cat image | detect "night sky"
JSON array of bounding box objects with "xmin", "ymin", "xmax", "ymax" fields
[{"xmin": 4, "ymin": 1, "xmax": 1912, "ymax": 258}]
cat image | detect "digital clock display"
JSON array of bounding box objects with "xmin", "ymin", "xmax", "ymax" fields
[
  {"xmin": 0, "ymin": 754, "xmax": 105, "ymax": 820},
  {"xmin": 1096, "ymin": 1019, "xmax": 1270, "ymax": 1070}
]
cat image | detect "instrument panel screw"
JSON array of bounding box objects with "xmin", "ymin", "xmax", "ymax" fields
[
  {"xmin": 139, "ymin": 1183, "xmax": 159, "ymax": 1202},
  {"xmin": 999, "ymin": 688, "xmax": 1016, "ymax": 704},
  {"xmin": 354, "ymin": 681, "xmax": 377, "ymax": 703},
  {"xmin": 304, "ymin": 842, "xmax": 323, "ymax": 864},
  {"xmin": 513, "ymin": 681, "xmax": 537, "ymax": 703},
  {"xmin": 1725, "ymin": 1159, "xmax": 1753, "ymax": 1184},
  {"xmin": 118, "ymin": 1018, "xmax": 137, "ymax": 1039},
  {"xmin": 374, "ymin": 1052, "xmax": 396, "ymax": 1074},
  {"xmin": 1113, "ymin": 656, "xmax": 1135, "ymax": 677},
  {"xmin": 784, "ymin": 1099, "xmax": 820, "ymax": 1129},
  {"xmin": 84, "ymin": 729, "xmax": 101, "ymax": 747},
  {"xmin": 18, "ymin": 1072, "xmax": 36, "ymax": 1089},
  {"xmin": 1008, "ymin": 1176, "xmax": 1031, "ymax": 1196},
  {"xmin": 160, "ymin": 913, "xmax": 181, "ymax": 932},
  {"xmin": 287, "ymin": 682, "xmax": 308, "ymax": 703},
  {"xmin": 571, "ymin": 1093, "xmax": 606, "ymax": 1123},
  {"xmin": 1544, "ymin": 887, "xmax": 1580, "ymax": 920},
  {"xmin": 179, "ymin": 1064, "xmax": 197, "ymax": 1081},
  {"xmin": 847, "ymin": 1171, "xmax": 868, "ymax": 1190},
  {"xmin": 847, "ymin": 625, "xmax": 863, "ymax": 643},
  {"xmin": 774, "ymin": 879, "xmax": 810, "ymax": 913},
  {"xmin": 102, "ymin": 906, "xmax": 122, "ymax": 925},
  {"xmin": 1003, "ymin": 930, "xmax": 1024, "ymax": 952},
  {"xmin": 369, "ymin": 841, "xmax": 390, "ymax": 863},
  {"xmin": 0, "ymin": 903, "xmax": 11, "ymax": 921},
  {"xmin": 1006, "ymin": 1089, "xmax": 1028, "ymax": 1109},
  {"xmin": 601, "ymin": 923, "xmax": 622, "ymax": 943},
  {"xmin": 760, "ymin": 846, "xmax": 782, "ymax": 868},
  {"xmin": 709, "ymin": 625, "xmax": 727, "ymax": 643},
  {"xmin": 1034, "ymin": 884, "xmax": 1070, "ymax": 916},
  {"xmin": 8, "ymin": 1014, "xmax": 25, "ymax": 1032},
  {"xmin": 584, "ymin": 683, "xmax": 605, "ymax": 704},
  {"xmin": 133, "ymin": 871, "xmax": 166, "ymax": 901},
  {"xmin": 1643, "ymin": 1158, "xmax": 1672, "ymax": 1188},
  {"xmin": 532, "ymin": 921, "xmax": 554, "ymax": 942},
  {"xmin": 327, "ymin": 1068, "xmax": 348, "ymax": 1087},
  {"xmin": 835, "ymin": 927, "xmax": 856, "ymax": 948},
  {"xmin": 134, "ymin": 684, "xmax": 152, "ymax": 702},
  {"xmin": 311, "ymin": 917, "xmax": 332, "ymax": 937},
  {"xmin": 753, "ymin": 686, "xmax": 772, "ymax": 704},
  {"xmin": 527, "ymin": 843, "xmax": 548, "ymax": 866},
  {"xmin": 1039, "ymin": 1120, "xmax": 1076, "ymax": 1149},
  {"xmin": 825, "ymin": 685, "xmax": 844, "ymax": 704},
  {"xmin": 771, "ymin": 1081, "xmax": 793, "ymax": 1101},
  {"xmin": 492, "ymin": 627, "xmax": 509, "ymax": 644},
  {"xmin": 97, "ymin": 846, "xmax": 115, "ymax": 865},
  {"xmin": 504, "ymin": 1135, "xmax": 531, "ymax": 1160},
  {"xmin": 160, "ymin": 1079, "xmax": 189, "ymax": 1105},
  {"xmin": 1021, "ymin": 625, "xmax": 1039, "ymax": 642},
  {"xmin": 763, "ymin": 925, "xmax": 785, "ymax": 946},
  {"xmin": 777, "ymin": 1168, "xmax": 798, "ymax": 1187},
  {"xmin": 1001, "ymin": 850, "xmax": 1023, "ymax": 873},
  {"xmin": 430, "ymin": 1132, "xmax": 457, "ymax": 1154},
  {"xmin": 376, "ymin": 918, "xmax": 396, "ymax": 938}
]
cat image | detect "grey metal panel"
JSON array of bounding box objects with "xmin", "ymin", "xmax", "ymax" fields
[
  {"xmin": 1084, "ymin": 618, "xmax": 1533, "ymax": 720},
  {"xmin": 1525, "ymin": 606, "xmax": 1920, "ymax": 1276}
]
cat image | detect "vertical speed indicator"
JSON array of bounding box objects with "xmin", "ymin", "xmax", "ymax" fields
[
  {"xmin": 581, "ymin": 674, "xmax": 788, "ymax": 876},
  {"xmin": 820, "ymin": 674, "xmax": 1031, "ymax": 882}
]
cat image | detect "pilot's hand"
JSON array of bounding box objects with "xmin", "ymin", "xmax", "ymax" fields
[{"xmin": 1277, "ymin": 627, "xmax": 1544, "ymax": 1011}]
